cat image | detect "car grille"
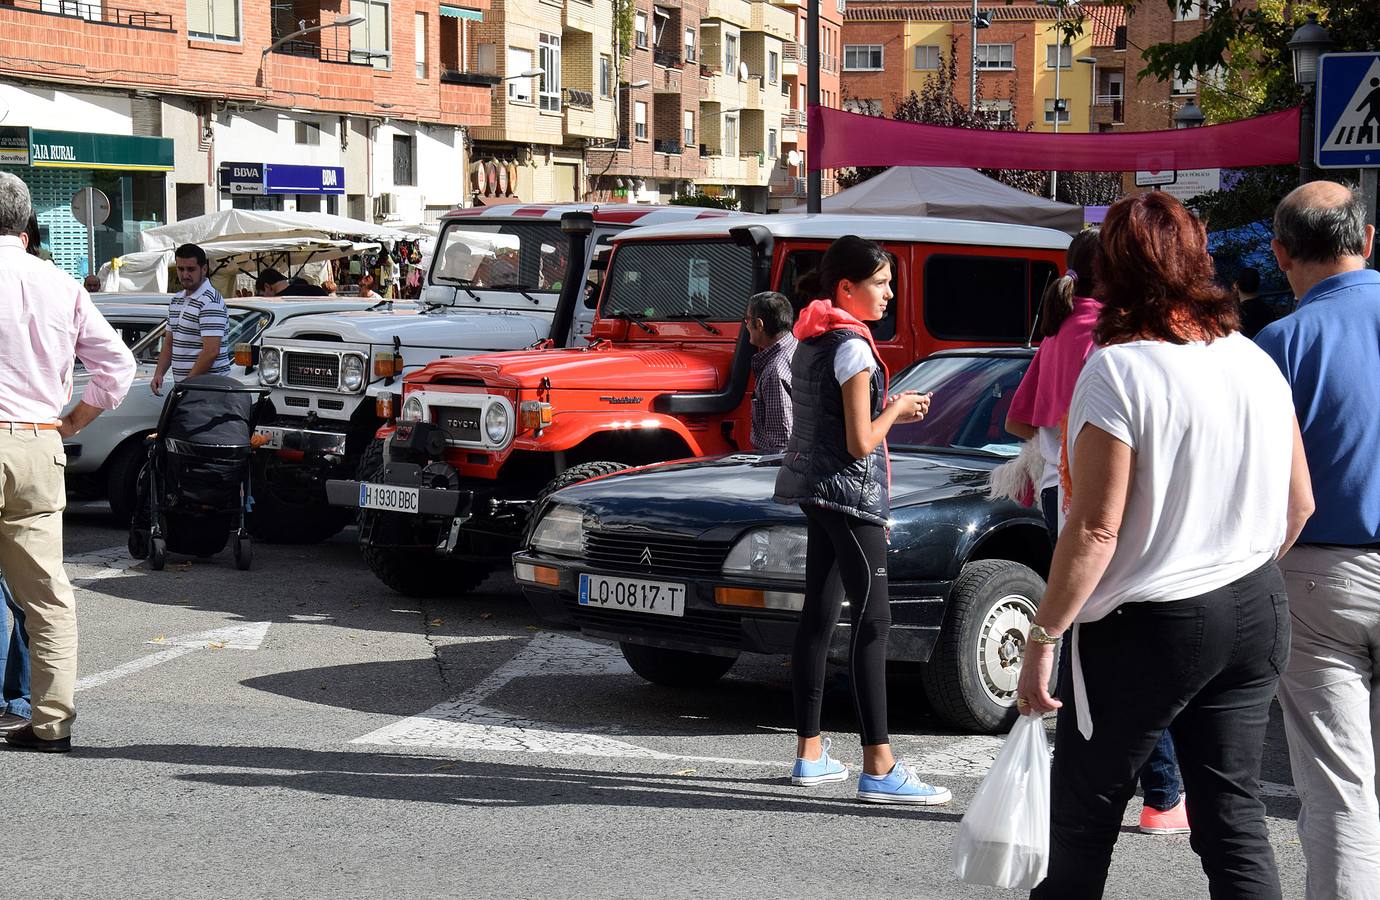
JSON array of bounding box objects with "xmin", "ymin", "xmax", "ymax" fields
[
  {"xmin": 583, "ymin": 530, "xmax": 732, "ymax": 580},
  {"xmin": 284, "ymin": 352, "xmax": 339, "ymax": 390},
  {"xmin": 431, "ymin": 405, "xmax": 482, "ymax": 444},
  {"xmin": 564, "ymin": 599, "xmax": 744, "ymax": 644}
]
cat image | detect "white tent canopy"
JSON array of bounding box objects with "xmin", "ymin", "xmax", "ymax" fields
[
  {"xmin": 138, "ymin": 209, "xmax": 412, "ymax": 252},
  {"xmin": 783, "ymin": 167, "xmax": 1085, "ymax": 235},
  {"xmin": 100, "ymin": 238, "xmax": 380, "ymax": 293}
]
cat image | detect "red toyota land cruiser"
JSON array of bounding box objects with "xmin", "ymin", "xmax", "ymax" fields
[{"xmin": 325, "ymin": 213, "xmax": 1070, "ymax": 597}]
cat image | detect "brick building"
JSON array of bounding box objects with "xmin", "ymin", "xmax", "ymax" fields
[
  {"xmin": 0, "ymin": 0, "xmax": 494, "ymax": 277},
  {"xmin": 768, "ymin": 0, "xmax": 844, "ymax": 210}
]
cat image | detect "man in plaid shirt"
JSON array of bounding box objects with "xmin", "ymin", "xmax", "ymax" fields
[{"xmin": 745, "ymin": 291, "xmax": 797, "ymax": 453}]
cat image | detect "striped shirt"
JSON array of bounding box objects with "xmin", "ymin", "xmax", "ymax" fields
[{"xmin": 167, "ymin": 279, "xmax": 230, "ymax": 379}]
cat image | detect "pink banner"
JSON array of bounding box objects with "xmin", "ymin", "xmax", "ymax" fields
[{"xmin": 807, "ymin": 106, "xmax": 1302, "ymax": 172}]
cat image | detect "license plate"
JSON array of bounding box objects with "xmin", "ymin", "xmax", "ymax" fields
[
  {"xmin": 255, "ymin": 428, "xmax": 281, "ymax": 449},
  {"xmin": 358, "ymin": 482, "xmax": 420, "ymax": 514},
  {"xmin": 578, "ymin": 573, "xmax": 686, "ymax": 618}
]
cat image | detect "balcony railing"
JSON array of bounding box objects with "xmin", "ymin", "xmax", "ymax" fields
[
  {"xmin": 1094, "ymin": 97, "xmax": 1125, "ymax": 124},
  {"xmin": 783, "ymin": 41, "xmax": 803, "ymax": 62},
  {"xmin": 653, "ymin": 49, "xmax": 681, "ymax": 68},
  {"xmin": 654, "ymin": 139, "xmax": 682, "ymax": 154},
  {"xmin": 443, "ymin": 68, "xmax": 503, "ymax": 86},
  {"xmin": 563, "ymin": 88, "xmax": 595, "ymax": 109},
  {"xmin": 272, "ymin": 39, "xmax": 376, "ymax": 67},
  {"xmin": 782, "ymin": 110, "xmax": 807, "ymax": 131},
  {"xmin": 770, "ymin": 176, "xmax": 806, "ymax": 198},
  {"xmin": 5, "ymin": 0, "xmax": 173, "ymax": 31}
]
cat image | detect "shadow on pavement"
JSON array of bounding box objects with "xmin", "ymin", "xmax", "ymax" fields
[{"xmin": 78, "ymin": 743, "xmax": 964, "ymax": 822}]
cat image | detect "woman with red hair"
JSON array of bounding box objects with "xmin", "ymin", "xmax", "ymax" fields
[{"xmin": 1015, "ymin": 192, "xmax": 1315, "ymax": 899}]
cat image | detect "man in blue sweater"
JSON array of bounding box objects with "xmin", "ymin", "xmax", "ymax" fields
[{"xmin": 1256, "ymin": 180, "xmax": 1380, "ymax": 900}]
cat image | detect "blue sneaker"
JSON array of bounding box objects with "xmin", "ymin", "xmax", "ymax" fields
[
  {"xmin": 791, "ymin": 737, "xmax": 849, "ymax": 786},
  {"xmin": 856, "ymin": 761, "xmax": 952, "ymax": 805}
]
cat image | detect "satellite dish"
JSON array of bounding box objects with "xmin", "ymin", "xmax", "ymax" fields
[
  {"xmin": 739, "ymin": 61, "xmax": 749, "ymax": 81},
  {"xmin": 787, "ymin": 149, "xmax": 802, "ymax": 166}
]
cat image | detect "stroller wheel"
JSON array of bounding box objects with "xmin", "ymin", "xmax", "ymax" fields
[
  {"xmin": 150, "ymin": 536, "xmax": 167, "ymax": 572},
  {"xmin": 234, "ymin": 533, "xmax": 253, "ymax": 571},
  {"xmin": 128, "ymin": 528, "xmax": 150, "ymax": 561}
]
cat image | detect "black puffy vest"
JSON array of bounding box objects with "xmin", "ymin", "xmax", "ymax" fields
[{"xmin": 773, "ymin": 329, "xmax": 890, "ymax": 526}]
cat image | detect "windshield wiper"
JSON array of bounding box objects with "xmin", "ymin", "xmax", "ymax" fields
[
  {"xmin": 665, "ymin": 313, "xmax": 721, "ymax": 335},
  {"xmin": 607, "ymin": 311, "xmax": 657, "ymax": 334},
  {"xmin": 433, "ymin": 276, "xmax": 483, "ymax": 301},
  {"xmin": 483, "ymin": 284, "xmax": 543, "ymax": 305}
]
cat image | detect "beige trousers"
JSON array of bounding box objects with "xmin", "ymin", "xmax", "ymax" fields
[{"xmin": 0, "ymin": 427, "xmax": 77, "ymax": 740}]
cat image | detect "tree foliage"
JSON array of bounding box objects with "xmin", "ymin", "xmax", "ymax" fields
[{"xmin": 669, "ymin": 192, "xmax": 741, "ymax": 211}]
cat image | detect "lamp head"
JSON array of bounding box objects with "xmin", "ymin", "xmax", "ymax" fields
[
  {"xmin": 338, "ymin": 14, "xmax": 365, "ymax": 27},
  {"xmin": 1287, "ymin": 13, "xmax": 1332, "ymax": 87}
]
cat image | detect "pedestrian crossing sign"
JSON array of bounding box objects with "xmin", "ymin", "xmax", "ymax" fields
[{"xmin": 1316, "ymin": 52, "xmax": 1380, "ymax": 169}]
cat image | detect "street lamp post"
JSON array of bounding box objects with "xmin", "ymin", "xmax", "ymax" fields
[
  {"xmin": 969, "ymin": 5, "xmax": 990, "ymax": 112},
  {"xmin": 1037, "ymin": 0, "xmax": 1077, "ymax": 200},
  {"xmin": 807, "ymin": 0, "xmax": 821, "ymax": 212},
  {"xmin": 1288, "ymin": 13, "xmax": 1333, "ymax": 186},
  {"xmin": 1173, "ymin": 98, "xmax": 1205, "ymax": 129},
  {"xmin": 262, "ymin": 14, "xmax": 364, "ymax": 58},
  {"xmin": 1077, "ymin": 55, "xmax": 1098, "ymax": 129}
]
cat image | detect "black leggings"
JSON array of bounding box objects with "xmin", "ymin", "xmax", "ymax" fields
[{"xmin": 792, "ymin": 505, "xmax": 892, "ymax": 747}]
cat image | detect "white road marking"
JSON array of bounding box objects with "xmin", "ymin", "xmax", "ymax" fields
[
  {"xmin": 75, "ymin": 621, "xmax": 271, "ymax": 692},
  {"xmin": 67, "ymin": 544, "xmax": 143, "ymax": 587},
  {"xmin": 353, "ymin": 631, "xmax": 771, "ymax": 765}
]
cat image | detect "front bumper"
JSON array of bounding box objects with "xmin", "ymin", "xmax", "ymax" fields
[
  {"xmin": 257, "ymin": 424, "xmax": 349, "ymax": 457},
  {"xmin": 325, "ymin": 473, "xmax": 472, "ymax": 518},
  {"xmin": 513, "ymin": 551, "xmax": 949, "ymax": 663}
]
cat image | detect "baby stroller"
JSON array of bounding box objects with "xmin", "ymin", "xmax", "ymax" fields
[{"xmin": 128, "ymin": 375, "xmax": 270, "ymax": 571}]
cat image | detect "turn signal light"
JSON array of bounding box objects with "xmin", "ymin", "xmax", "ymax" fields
[
  {"xmin": 514, "ymin": 562, "xmax": 559, "ymax": 586},
  {"xmin": 520, "ymin": 400, "xmax": 554, "ymax": 431},
  {"xmin": 233, "ymin": 343, "xmax": 254, "ymax": 366},
  {"xmin": 375, "ymin": 393, "xmax": 395, "ymax": 419},
  {"xmin": 373, "ymin": 352, "xmax": 404, "ymax": 377},
  {"xmin": 715, "ymin": 587, "xmax": 766, "ymax": 608}
]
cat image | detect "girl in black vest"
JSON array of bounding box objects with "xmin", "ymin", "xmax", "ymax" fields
[{"xmin": 774, "ymin": 235, "xmax": 949, "ymax": 805}]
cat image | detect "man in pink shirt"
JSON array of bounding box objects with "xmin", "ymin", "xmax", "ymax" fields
[{"xmin": 0, "ymin": 172, "xmax": 135, "ymax": 753}]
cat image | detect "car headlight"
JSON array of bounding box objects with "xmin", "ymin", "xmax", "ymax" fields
[
  {"xmin": 722, "ymin": 526, "xmax": 808, "ymax": 582},
  {"xmin": 260, "ymin": 348, "xmax": 281, "ymax": 385},
  {"xmin": 341, "ymin": 353, "xmax": 365, "ymax": 392},
  {"xmin": 484, "ymin": 401, "xmax": 510, "ymax": 444},
  {"xmin": 399, "ymin": 395, "xmax": 424, "ymax": 423},
  {"xmin": 530, "ymin": 505, "xmax": 586, "ymax": 557}
]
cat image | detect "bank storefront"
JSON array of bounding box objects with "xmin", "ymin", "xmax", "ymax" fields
[
  {"xmin": 0, "ymin": 126, "xmax": 173, "ymax": 278},
  {"xmin": 218, "ymin": 162, "xmax": 346, "ymax": 213}
]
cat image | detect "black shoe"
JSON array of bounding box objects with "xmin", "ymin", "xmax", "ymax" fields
[
  {"xmin": 4, "ymin": 724, "xmax": 71, "ymax": 753},
  {"xmin": 0, "ymin": 712, "xmax": 29, "ymax": 732}
]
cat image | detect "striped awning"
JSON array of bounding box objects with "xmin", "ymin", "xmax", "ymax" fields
[{"xmin": 439, "ymin": 5, "xmax": 483, "ymax": 20}]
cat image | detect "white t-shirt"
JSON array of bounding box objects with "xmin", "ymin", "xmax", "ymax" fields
[
  {"xmin": 1036, "ymin": 425, "xmax": 1062, "ymax": 492},
  {"xmin": 1068, "ymin": 333, "xmax": 1294, "ymax": 621},
  {"xmin": 833, "ymin": 340, "xmax": 876, "ymax": 385}
]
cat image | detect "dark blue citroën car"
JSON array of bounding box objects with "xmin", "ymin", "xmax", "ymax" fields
[{"xmin": 514, "ymin": 348, "xmax": 1051, "ymax": 734}]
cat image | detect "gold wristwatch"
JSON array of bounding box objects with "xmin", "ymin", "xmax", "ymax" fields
[{"xmin": 1027, "ymin": 624, "xmax": 1062, "ymax": 645}]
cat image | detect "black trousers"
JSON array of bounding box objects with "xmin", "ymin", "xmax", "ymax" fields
[
  {"xmin": 792, "ymin": 505, "xmax": 891, "ymax": 747},
  {"xmin": 1031, "ymin": 562, "xmax": 1290, "ymax": 900}
]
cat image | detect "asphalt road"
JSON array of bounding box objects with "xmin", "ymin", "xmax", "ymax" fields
[{"xmin": 6, "ymin": 503, "xmax": 1307, "ymax": 900}]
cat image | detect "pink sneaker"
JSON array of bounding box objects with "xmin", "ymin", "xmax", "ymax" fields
[{"xmin": 1139, "ymin": 795, "xmax": 1190, "ymax": 835}]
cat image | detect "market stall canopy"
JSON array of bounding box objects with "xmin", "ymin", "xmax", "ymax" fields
[
  {"xmin": 782, "ymin": 166, "xmax": 1084, "ymax": 235},
  {"xmin": 138, "ymin": 209, "xmax": 411, "ymax": 252},
  {"xmin": 100, "ymin": 238, "xmax": 380, "ymax": 293}
]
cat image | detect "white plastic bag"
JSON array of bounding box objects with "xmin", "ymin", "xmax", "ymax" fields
[{"xmin": 952, "ymin": 713, "xmax": 1052, "ymax": 889}]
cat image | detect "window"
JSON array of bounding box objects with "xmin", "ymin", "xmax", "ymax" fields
[
  {"xmin": 476, "ymin": 42, "xmax": 496, "ymax": 73},
  {"xmin": 393, "ymin": 134, "xmax": 415, "ymax": 186},
  {"xmin": 767, "ymin": 128, "xmax": 777, "ymax": 159},
  {"xmin": 415, "ymin": 12, "xmax": 427, "ymax": 78},
  {"xmin": 725, "ymin": 32, "xmax": 738, "ymax": 73},
  {"xmin": 507, "ymin": 47, "xmax": 534, "ymax": 102},
  {"xmin": 684, "ymin": 27, "xmax": 695, "ymax": 62},
  {"xmin": 187, "ymin": 0, "xmax": 240, "ymax": 42},
  {"xmin": 913, "ymin": 44, "xmax": 939, "ymax": 70},
  {"xmin": 634, "ymin": 101, "xmax": 648, "ymax": 140},
  {"xmin": 1044, "ymin": 98, "xmax": 1071, "ymax": 124},
  {"xmin": 924, "ymin": 255, "xmax": 1058, "ymax": 342},
  {"xmin": 350, "ymin": 0, "xmax": 391, "ymax": 69},
  {"xmin": 433, "ymin": 221, "xmax": 571, "ymax": 293},
  {"xmin": 976, "ymin": 43, "xmax": 1014, "ymax": 69},
  {"xmin": 1045, "ymin": 43, "xmax": 1071, "ymax": 69},
  {"xmin": 1172, "ymin": 71, "xmax": 1197, "ymax": 95},
  {"xmin": 977, "ymin": 100, "xmax": 1014, "ymax": 125},
  {"xmin": 603, "ymin": 240, "xmax": 754, "ymax": 322},
  {"xmin": 538, "ymin": 33, "xmax": 561, "ymax": 112},
  {"xmin": 843, "ymin": 44, "xmax": 883, "ymax": 71},
  {"xmin": 683, "ymin": 109, "xmax": 694, "ymax": 146},
  {"xmin": 294, "ymin": 121, "xmax": 321, "ymax": 145},
  {"xmin": 778, "ymin": 250, "xmax": 896, "ymax": 340},
  {"xmin": 724, "ymin": 113, "xmax": 738, "ymax": 155},
  {"xmin": 843, "ymin": 98, "xmax": 882, "ymax": 116},
  {"xmin": 1173, "ymin": 0, "xmax": 1200, "ymax": 21},
  {"xmin": 599, "ymin": 55, "xmax": 613, "ymax": 98},
  {"xmin": 652, "ymin": 9, "xmax": 666, "ymax": 46},
  {"xmin": 634, "ymin": 11, "xmax": 648, "ymax": 48},
  {"xmin": 768, "ymin": 50, "xmax": 779, "ymax": 84}
]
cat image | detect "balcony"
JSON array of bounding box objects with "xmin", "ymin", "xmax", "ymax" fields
[
  {"xmin": 770, "ymin": 176, "xmax": 806, "ymax": 198},
  {"xmin": 4, "ymin": 0, "xmax": 172, "ymax": 30},
  {"xmin": 1093, "ymin": 95, "xmax": 1124, "ymax": 125},
  {"xmin": 704, "ymin": 0, "xmax": 751, "ymax": 28},
  {"xmin": 654, "ymin": 139, "xmax": 682, "ymax": 154},
  {"xmin": 654, "ymin": 63, "xmax": 682, "ymax": 94},
  {"xmin": 700, "ymin": 68, "xmax": 749, "ymax": 108},
  {"xmin": 653, "ymin": 48, "xmax": 682, "ymax": 68},
  {"xmin": 702, "ymin": 154, "xmax": 747, "ymax": 182},
  {"xmin": 563, "ymin": 0, "xmax": 599, "ymax": 34},
  {"xmin": 441, "ymin": 68, "xmax": 503, "ymax": 86},
  {"xmin": 782, "ymin": 40, "xmax": 801, "ymax": 76},
  {"xmin": 750, "ymin": 0, "xmax": 794, "ymax": 41},
  {"xmin": 273, "ymin": 39, "xmax": 378, "ymax": 67}
]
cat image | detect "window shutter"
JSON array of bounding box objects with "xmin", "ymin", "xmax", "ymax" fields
[
  {"xmin": 186, "ymin": 0, "xmax": 211, "ymax": 36},
  {"xmin": 211, "ymin": 0, "xmax": 238, "ymax": 39}
]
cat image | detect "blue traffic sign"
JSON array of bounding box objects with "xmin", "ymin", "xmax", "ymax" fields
[{"xmin": 1317, "ymin": 52, "xmax": 1380, "ymax": 169}]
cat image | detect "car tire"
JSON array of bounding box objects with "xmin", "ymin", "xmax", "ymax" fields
[
  {"xmin": 106, "ymin": 439, "xmax": 149, "ymax": 528},
  {"xmin": 536, "ymin": 460, "xmax": 630, "ymax": 507},
  {"xmin": 247, "ymin": 450, "xmax": 355, "ymax": 544},
  {"xmin": 922, "ymin": 559, "xmax": 1046, "ymax": 735},
  {"xmin": 619, "ymin": 642, "xmax": 737, "ymax": 688}
]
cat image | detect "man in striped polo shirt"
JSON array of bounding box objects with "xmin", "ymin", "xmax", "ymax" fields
[{"xmin": 151, "ymin": 243, "xmax": 230, "ymax": 396}]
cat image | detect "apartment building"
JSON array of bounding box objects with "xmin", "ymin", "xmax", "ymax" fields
[
  {"xmin": 768, "ymin": 0, "xmax": 843, "ymax": 211},
  {"xmin": 840, "ymin": 2, "xmax": 1127, "ymax": 137},
  {"xmin": 0, "ymin": 0, "xmax": 494, "ymax": 278}
]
